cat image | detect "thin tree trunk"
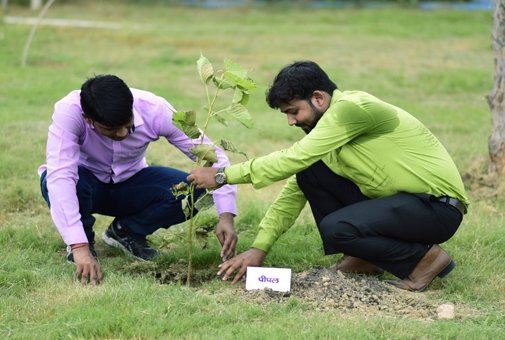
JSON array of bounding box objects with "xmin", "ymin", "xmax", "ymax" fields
[
  {"xmin": 488, "ymin": 0, "xmax": 505, "ymax": 174},
  {"xmin": 21, "ymin": 0, "xmax": 55, "ymax": 67}
]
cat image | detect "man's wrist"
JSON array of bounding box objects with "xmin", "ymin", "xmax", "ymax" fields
[
  {"xmin": 219, "ymin": 212, "xmax": 235, "ymax": 221},
  {"xmin": 214, "ymin": 167, "xmax": 227, "ymax": 186},
  {"xmin": 70, "ymin": 242, "xmax": 88, "ymax": 250},
  {"xmin": 249, "ymin": 247, "xmax": 267, "ymax": 263}
]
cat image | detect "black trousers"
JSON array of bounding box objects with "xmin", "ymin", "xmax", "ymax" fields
[{"xmin": 296, "ymin": 161, "xmax": 463, "ymax": 279}]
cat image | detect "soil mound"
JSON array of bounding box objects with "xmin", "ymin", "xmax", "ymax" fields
[{"xmin": 238, "ymin": 267, "xmax": 438, "ymax": 319}]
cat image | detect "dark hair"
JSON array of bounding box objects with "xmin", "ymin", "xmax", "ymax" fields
[
  {"xmin": 266, "ymin": 61, "xmax": 337, "ymax": 109},
  {"xmin": 80, "ymin": 74, "xmax": 134, "ymax": 127}
]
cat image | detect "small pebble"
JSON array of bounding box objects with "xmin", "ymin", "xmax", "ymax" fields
[{"xmin": 436, "ymin": 303, "xmax": 455, "ymax": 319}]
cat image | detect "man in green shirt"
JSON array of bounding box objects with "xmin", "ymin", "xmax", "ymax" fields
[{"xmin": 188, "ymin": 61, "xmax": 468, "ymax": 292}]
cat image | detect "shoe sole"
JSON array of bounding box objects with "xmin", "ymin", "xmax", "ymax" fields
[{"xmin": 102, "ymin": 233, "xmax": 146, "ymax": 262}]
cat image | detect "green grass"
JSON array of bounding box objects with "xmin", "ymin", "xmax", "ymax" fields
[{"xmin": 1, "ymin": 2, "xmax": 503, "ymax": 338}]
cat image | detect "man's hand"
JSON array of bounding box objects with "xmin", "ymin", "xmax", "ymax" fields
[
  {"xmin": 216, "ymin": 213, "xmax": 237, "ymax": 261},
  {"xmin": 187, "ymin": 167, "xmax": 218, "ymax": 189},
  {"xmin": 73, "ymin": 245, "xmax": 103, "ymax": 286},
  {"xmin": 217, "ymin": 248, "xmax": 267, "ymax": 284}
]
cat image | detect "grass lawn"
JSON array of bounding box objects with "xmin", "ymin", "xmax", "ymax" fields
[{"xmin": 1, "ymin": 1, "xmax": 504, "ymax": 338}]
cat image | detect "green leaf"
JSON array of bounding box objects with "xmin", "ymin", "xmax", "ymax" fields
[
  {"xmin": 172, "ymin": 110, "xmax": 186, "ymax": 123},
  {"xmin": 232, "ymin": 88, "xmax": 250, "ymax": 105},
  {"xmin": 177, "ymin": 124, "xmax": 201, "ymax": 139},
  {"xmin": 225, "ymin": 103, "xmax": 254, "ymax": 128},
  {"xmin": 223, "ymin": 71, "xmax": 256, "ymax": 91},
  {"xmin": 172, "ymin": 110, "xmax": 201, "ymax": 139},
  {"xmin": 197, "ymin": 54, "xmax": 214, "ymax": 84},
  {"xmin": 222, "ymin": 59, "xmax": 256, "ymax": 91},
  {"xmin": 195, "ymin": 228, "xmax": 209, "ymax": 249},
  {"xmin": 224, "ymin": 59, "xmax": 247, "ymax": 75},
  {"xmin": 173, "ymin": 110, "xmax": 196, "ymax": 126},
  {"xmin": 194, "ymin": 192, "xmax": 214, "ymax": 211},
  {"xmin": 213, "ymin": 113, "xmax": 229, "ymax": 126},
  {"xmin": 171, "ymin": 181, "xmax": 190, "ymax": 198},
  {"xmin": 212, "ymin": 76, "xmax": 233, "ymax": 90},
  {"xmin": 190, "ymin": 144, "xmax": 218, "ymax": 165},
  {"xmin": 181, "ymin": 197, "xmax": 192, "ymax": 219},
  {"xmin": 220, "ymin": 138, "xmax": 248, "ymax": 159}
]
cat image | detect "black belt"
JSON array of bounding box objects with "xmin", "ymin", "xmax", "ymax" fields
[{"xmin": 417, "ymin": 194, "xmax": 466, "ymax": 216}]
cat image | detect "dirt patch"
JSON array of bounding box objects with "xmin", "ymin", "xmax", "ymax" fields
[
  {"xmin": 463, "ymin": 155, "xmax": 504, "ymax": 199},
  {"xmin": 124, "ymin": 262, "xmax": 462, "ymax": 320},
  {"xmin": 123, "ymin": 260, "xmax": 217, "ymax": 286},
  {"xmin": 235, "ymin": 267, "xmax": 439, "ymax": 320}
]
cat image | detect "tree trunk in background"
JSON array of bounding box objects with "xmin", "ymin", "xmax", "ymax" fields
[{"xmin": 488, "ymin": 0, "xmax": 505, "ymax": 174}]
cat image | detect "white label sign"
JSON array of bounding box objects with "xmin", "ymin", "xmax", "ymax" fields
[{"xmin": 245, "ymin": 266, "xmax": 292, "ymax": 292}]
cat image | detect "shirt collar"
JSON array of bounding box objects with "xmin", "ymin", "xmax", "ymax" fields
[
  {"xmin": 132, "ymin": 107, "xmax": 144, "ymax": 128},
  {"xmin": 331, "ymin": 89, "xmax": 344, "ymax": 104}
]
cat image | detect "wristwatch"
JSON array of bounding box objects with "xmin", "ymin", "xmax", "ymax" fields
[{"xmin": 214, "ymin": 167, "xmax": 227, "ymax": 186}]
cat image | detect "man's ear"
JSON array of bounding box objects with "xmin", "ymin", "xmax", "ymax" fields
[{"xmin": 311, "ymin": 90, "xmax": 330, "ymax": 110}]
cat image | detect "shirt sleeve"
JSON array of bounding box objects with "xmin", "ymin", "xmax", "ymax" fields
[
  {"xmin": 225, "ymin": 100, "xmax": 375, "ymax": 188},
  {"xmin": 251, "ymin": 176, "xmax": 307, "ymax": 252},
  {"xmin": 157, "ymin": 98, "xmax": 238, "ymax": 216},
  {"xmin": 45, "ymin": 100, "xmax": 89, "ymax": 245}
]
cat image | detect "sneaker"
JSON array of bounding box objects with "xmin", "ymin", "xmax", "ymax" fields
[
  {"xmin": 66, "ymin": 243, "xmax": 98, "ymax": 264},
  {"xmin": 102, "ymin": 219, "xmax": 159, "ymax": 261}
]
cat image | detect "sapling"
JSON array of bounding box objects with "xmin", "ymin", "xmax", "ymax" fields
[{"xmin": 171, "ymin": 54, "xmax": 256, "ymax": 285}]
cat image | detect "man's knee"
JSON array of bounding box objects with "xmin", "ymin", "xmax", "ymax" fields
[{"xmin": 319, "ymin": 216, "xmax": 358, "ymax": 245}]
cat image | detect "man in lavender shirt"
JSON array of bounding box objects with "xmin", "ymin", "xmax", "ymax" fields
[{"xmin": 39, "ymin": 75, "xmax": 238, "ymax": 285}]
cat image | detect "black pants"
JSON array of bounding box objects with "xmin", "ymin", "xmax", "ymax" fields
[{"xmin": 296, "ymin": 161, "xmax": 463, "ymax": 279}]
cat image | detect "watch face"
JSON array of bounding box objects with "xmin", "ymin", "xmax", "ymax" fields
[
  {"xmin": 215, "ymin": 173, "xmax": 226, "ymax": 185},
  {"xmin": 215, "ymin": 167, "xmax": 227, "ymax": 185}
]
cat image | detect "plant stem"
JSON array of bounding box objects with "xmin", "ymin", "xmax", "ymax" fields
[
  {"xmin": 187, "ymin": 75, "xmax": 221, "ymax": 285},
  {"xmin": 186, "ymin": 184, "xmax": 196, "ymax": 286},
  {"xmin": 199, "ymin": 77, "xmax": 221, "ymax": 146}
]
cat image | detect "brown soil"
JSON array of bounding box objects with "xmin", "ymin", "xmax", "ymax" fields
[
  {"xmin": 234, "ymin": 267, "xmax": 440, "ymax": 320},
  {"xmin": 462, "ymin": 155, "xmax": 504, "ymax": 199},
  {"xmin": 125, "ymin": 262, "xmax": 457, "ymax": 320}
]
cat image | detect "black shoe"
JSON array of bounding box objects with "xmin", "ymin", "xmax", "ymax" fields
[
  {"xmin": 66, "ymin": 243, "xmax": 98, "ymax": 264},
  {"xmin": 102, "ymin": 219, "xmax": 159, "ymax": 261}
]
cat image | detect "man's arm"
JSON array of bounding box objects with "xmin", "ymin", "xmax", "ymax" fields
[
  {"xmin": 217, "ymin": 177, "xmax": 307, "ymax": 282},
  {"xmin": 46, "ymin": 104, "xmax": 90, "ymax": 245},
  {"xmin": 215, "ymin": 212, "xmax": 237, "ymax": 261},
  {"xmin": 224, "ymin": 100, "xmax": 373, "ymax": 189},
  {"xmin": 45, "ymin": 96, "xmax": 103, "ymax": 284},
  {"xmin": 187, "ymin": 100, "xmax": 373, "ymax": 190}
]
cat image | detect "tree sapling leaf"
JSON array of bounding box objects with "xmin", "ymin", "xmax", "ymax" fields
[
  {"xmin": 197, "ymin": 54, "xmax": 214, "ymax": 84},
  {"xmin": 225, "ymin": 103, "xmax": 254, "ymax": 128},
  {"xmin": 190, "ymin": 144, "xmax": 218, "ymax": 165}
]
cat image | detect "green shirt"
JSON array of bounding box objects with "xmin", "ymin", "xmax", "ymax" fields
[{"xmin": 226, "ymin": 90, "xmax": 469, "ymax": 252}]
